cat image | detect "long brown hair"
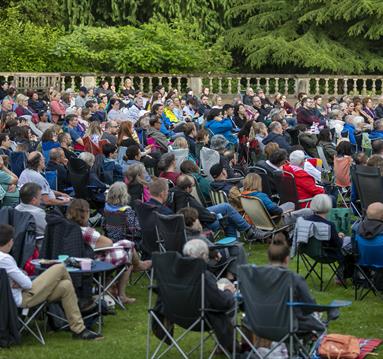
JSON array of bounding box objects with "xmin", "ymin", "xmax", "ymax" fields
[
  {"xmin": 66, "ymin": 199, "xmax": 90, "ymax": 226},
  {"xmin": 117, "ymin": 121, "xmax": 134, "ymax": 146}
]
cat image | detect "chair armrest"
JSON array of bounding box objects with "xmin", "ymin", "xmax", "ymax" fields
[
  {"xmin": 297, "ymin": 197, "xmax": 313, "ymax": 203},
  {"xmin": 287, "ymin": 300, "xmax": 352, "ymax": 311},
  {"xmin": 225, "ymin": 177, "xmax": 244, "ymax": 183},
  {"xmin": 282, "ymin": 208, "xmax": 295, "ymax": 214},
  {"xmin": 94, "ymin": 246, "xmax": 124, "ymax": 252}
]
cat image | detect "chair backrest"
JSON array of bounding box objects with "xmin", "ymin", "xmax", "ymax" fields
[
  {"xmin": 238, "ymin": 265, "xmax": 297, "ymax": 341},
  {"xmin": 355, "ymin": 234, "xmax": 383, "ymax": 268},
  {"xmin": 316, "ymin": 146, "xmax": 332, "ymax": 173},
  {"xmin": 44, "ymin": 170, "xmax": 57, "ymax": 191},
  {"xmin": 353, "ymin": 165, "xmax": 383, "ymax": 212},
  {"xmin": 103, "ymin": 209, "xmax": 133, "ymax": 243},
  {"xmin": 117, "ymin": 146, "xmax": 128, "ymax": 165},
  {"xmin": 298, "ymin": 236, "xmax": 326, "ymax": 260},
  {"xmin": 169, "ymin": 147, "xmax": 189, "ymax": 172},
  {"xmin": 134, "ymin": 201, "xmax": 160, "ymax": 256},
  {"xmin": 67, "ymin": 157, "xmax": 90, "ymax": 200},
  {"xmin": 155, "ymin": 212, "xmax": 187, "ymax": 253},
  {"xmin": 274, "ymin": 171, "xmax": 299, "ymax": 207},
  {"xmin": 152, "ymin": 252, "xmax": 206, "ymax": 327},
  {"xmin": 240, "ymin": 196, "xmax": 276, "ymax": 231},
  {"xmin": 209, "ymin": 189, "xmax": 228, "ymax": 205},
  {"xmin": 200, "ymin": 147, "xmax": 220, "ymax": 180},
  {"xmin": 333, "ymin": 156, "xmax": 352, "ymax": 188}
]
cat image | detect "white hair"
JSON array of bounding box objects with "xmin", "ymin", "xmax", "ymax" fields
[
  {"xmin": 310, "ymin": 194, "xmax": 333, "ymax": 214},
  {"xmin": 79, "ymin": 152, "xmax": 95, "ymax": 167},
  {"xmin": 353, "ymin": 116, "xmax": 365, "ymax": 127},
  {"xmin": 289, "ymin": 150, "xmax": 305, "ymax": 166},
  {"xmin": 183, "ymin": 239, "xmax": 209, "ymax": 262},
  {"xmin": 106, "ymin": 181, "xmax": 130, "ymax": 206}
]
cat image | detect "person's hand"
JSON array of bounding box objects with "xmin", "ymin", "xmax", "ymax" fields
[
  {"xmin": 8, "ymin": 184, "xmax": 16, "ymax": 193},
  {"xmin": 224, "ymin": 283, "xmax": 236, "ymax": 294},
  {"xmin": 214, "ymin": 252, "xmax": 222, "ymax": 261},
  {"xmin": 338, "ymin": 232, "xmax": 345, "ymax": 239}
]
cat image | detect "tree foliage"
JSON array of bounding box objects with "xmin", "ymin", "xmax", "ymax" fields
[{"xmin": 226, "ymin": 0, "xmax": 383, "ymax": 74}]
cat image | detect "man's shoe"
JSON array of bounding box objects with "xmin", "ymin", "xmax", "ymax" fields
[
  {"xmin": 78, "ymin": 299, "xmax": 97, "ymax": 313},
  {"xmin": 73, "ymin": 329, "xmax": 104, "ymax": 341},
  {"xmin": 245, "ymin": 227, "xmax": 270, "ymax": 242}
]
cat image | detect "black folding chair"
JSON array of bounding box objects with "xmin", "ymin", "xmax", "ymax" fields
[
  {"xmin": 296, "ymin": 236, "xmax": 347, "ymax": 292},
  {"xmin": 233, "ymin": 265, "xmax": 351, "ymax": 359},
  {"xmin": 353, "ymin": 165, "xmax": 383, "ymax": 214},
  {"xmin": 147, "ymin": 252, "xmax": 231, "ymax": 359},
  {"xmin": 248, "ymin": 166, "xmax": 275, "ymax": 198},
  {"xmin": 154, "ymin": 212, "xmax": 187, "ymax": 253},
  {"xmin": 274, "ymin": 170, "xmax": 312, "ymax": 208}
]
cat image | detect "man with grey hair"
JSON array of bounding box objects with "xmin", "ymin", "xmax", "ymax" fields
[
  {"xmin": 289, "ymin": 150, "xmax": 322, "ymax": 183},
  {"xmin": 127, "ymin": 97, "xmax": 144, "ymax": 124},
  {"xmin": 182, "ymin": 238, "xmax": 235, "ymax": 351},
  {"xmin": 46, "ymin": 147, "xmax": 71, "ymax": 191},
  {"xmin": 262, "ymin": 121, "xmax": 292, "ymax": 152}
]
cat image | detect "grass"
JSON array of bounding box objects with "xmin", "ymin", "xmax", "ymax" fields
[{"xmin": 2, "ymin": 243, "xmax": 383, "ymax": 359}]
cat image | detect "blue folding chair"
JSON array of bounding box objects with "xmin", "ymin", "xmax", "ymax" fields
[
  {"xmin": 44, "ymin": 170, "xmax": 58, "ymax": 191},
  {"xmin": 354, "ymin": 234, "xmax": 383, "ymax": 300}
]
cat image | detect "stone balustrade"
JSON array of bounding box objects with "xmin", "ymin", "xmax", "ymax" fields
[{"xmin": 1, "ymin": 72, "xmax": 383, "ymax": 98}]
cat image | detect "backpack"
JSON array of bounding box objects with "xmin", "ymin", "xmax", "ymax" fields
[{"xmin": 318, "ymin": 334, "xmax": 360, "ymax": 359}]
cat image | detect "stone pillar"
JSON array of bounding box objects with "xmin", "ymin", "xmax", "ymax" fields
[
  {"xmin": 296, "ymin": 77, "xmax": 309, "ymax": 96},
  {"xmin": 188, "ymin": 76, "xmax": 202, "ymax": 95},
  {"xmin": 82, "ymin": 75, "xmax": 97, "ymax": 89}
]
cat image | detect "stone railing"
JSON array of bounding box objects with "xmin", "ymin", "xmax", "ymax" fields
[{"xmin": 1, "ymin": 72, "xmax": 383, "ymax": 98}]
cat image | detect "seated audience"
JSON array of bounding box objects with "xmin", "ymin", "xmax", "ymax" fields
[
  {"xmin": 0, "ymin": 155, "xmax": 19, "ymax": 207},
  {"xmin": 146, "ymin": 178, "xmax": 173, "ymax": 215},
  {"xmin": 46, "ymin": 147, "xmax": 71, "ymax": 192},
  {"xmin": 158, "ymin": 153, "xmax": 180, "ymax": 185},
  {"xmin": 0, "ymin": 224, "xmax": 103, "ymax": 340},
  {"xmin": 125, "ymin": 163, "xmax": 150, "ymax": 203},
  {"xmin": 262, "ymin": 121, "xmax": 292, "ymax": 152}
]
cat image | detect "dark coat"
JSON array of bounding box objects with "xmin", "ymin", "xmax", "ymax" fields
[
  {"xmin": 262, "ymin": 132, "xmax": 292, "ymax": 152},
  {"xmin": 46, "ymin": 161, "xmax": 71, "ymax": 191},
  {"xmin": 170, "ymin": 187, "xmax": 216, "ymax": 224},
  {"xmin": 0, "ymin": 269, "xmax": 20, "ymax": 347},
  {"xmin": 0, "ymin": 207, "xmax": 37, "ymax": 269}
]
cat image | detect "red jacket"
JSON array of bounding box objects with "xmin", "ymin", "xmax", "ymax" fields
[{"xmin": 283, "ymin": 164, "xmax": 325, "ymax": 207}]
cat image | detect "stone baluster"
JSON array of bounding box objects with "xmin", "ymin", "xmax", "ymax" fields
[
  {"xmin": 148, "ymin": 77, "xmax": 153, "ymax": 93},
  {"xmin": 265, "ymin": 77, "xmax": 270, "ymax": 95},
  {"xmin": 167, "ymin": 76, "xmax": 172, "ymax": 91},
  {"xmin": 315, "ymin": 78, "xmax": 320, "ymax": 95},
  {"xmin": 111, "ymin": 76, "xmax": 116, "ymax": 89},
  {"xmin": 274, "ymin": 77, "xmax": 279, "ymax": 94},
  {"xmin": 334, "ymin": 78, "xmax": 338, "ymax": 96},
  {"xmin": 343, "ymin": 78, "xmax": 348, "ymax": 95},
  {"xmin": 227, "ymin": 77, "xmax": 232, "ymax": 94},
  {"xmin": 61, "ymin": 76, "xmax": 66, "ymax": 91},
  {"xmin": 284, "ymin": 78, "xmax": 289, "ymax": 95},
  {"xmin": 158, "ymin": 76, "xmax": 163, "ymax": 86},
  {"xmin": 209, "ymin": 77, "xmax": 213, "ymax": 92},
  {"xmin": 80, "ymin": 76, "xmax": 85, "ymax": 87},
  {"xmin": 324, "ymin": 78, "xmax": 329, "ymax": 95},
  {"xmin": 218, "ymin": 77, "xmax": 222, "ymax": 94},
  {"xmin": 139, "ymin": 77, "xmax": 144, "ymax": 92},
  {"xmin": 372, "ymin": 78, "xmax": 376, "ymax": 96},
  {"xmin": 353, "ymin": 78, "xmax": 358, "ymax": 94},
  {"xmin": 256, "ymin": 77, "xmax": 260, "ymax": 89},
  {"xmin": 177, "ymin": 76, "xmax": 181, "ymax": 92},
  {"xmin": 246, "ymin": 77, "xmax": 251, "ymax": 89},
  {"xmin": 237, "ymin": 77, "xmax": 242, "ymax": 93},
  {"xmin": 70, "ymin": 76, "xmax": 75, "ymax": 90},
  {"xmin": 362, "ymin": 78, "xmax": 367, "ymax": 95}
]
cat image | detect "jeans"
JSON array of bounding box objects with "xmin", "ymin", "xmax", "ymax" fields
[{"xmin": 206, "ymin": 203, "xmax": 250, "ymax": 237}]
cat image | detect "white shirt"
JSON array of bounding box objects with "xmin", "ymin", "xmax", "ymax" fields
[
  {"xmin": 0, "ymin": 251, "xmax": 32, "ymax": 307},
  {"xmin": 18, "ymin": 169, "xmax": 56, "ymax": 199}
]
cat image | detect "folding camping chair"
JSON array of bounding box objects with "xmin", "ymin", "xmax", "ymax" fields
[
  {"xmin": 274, "ymin": 171, "xmax": 313, "ymax": 208},
  {"xmin": 147, "ymin": 252, "xmax": 231, "ymax": 359},
  {"xmin": 296, "ymin": 235, "xmax": 347, "ymax": 292},
  {"xmin": 44, "ymin": 170, "xmax": 58, "ymax": 191},
  {"xmin": 154, "ymin": 212, "xmax": 187, "ymax": 253},
  {"xmin": 354, "ymin": 233, "xmax": 383, "ymax": 301},
  {"xmin": 0, "ymin": 269, "xmax": 46, "ymax": 345},
  {"xmin": 103, "ymin": 209, "xmax": 139, "ymax": 242},
  {"xmin": 248, "ymin": 166, "xmax": 276, "ymax": 199},
  {"xmin": 240, "ymin": 195, "xmax": 290, "ymax": 234},
  {"xmin": 233, "ymin": 265, "xmax": 351, "ymax": 359},
  {"xmin": 200, "ymin": 147, "xmax": 220, "ymax": 181},
  {"xmin": 209, "ymin": 189, "xmax": 228, "ymax": 206},
  {"xmin": 333, "ymin": 156, "xmax": 352, "ymax": 208}
]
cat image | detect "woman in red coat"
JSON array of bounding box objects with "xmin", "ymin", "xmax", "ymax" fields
[{"xmin": 283, "ymin": 150, "xmax": 325, "ymax": 207}]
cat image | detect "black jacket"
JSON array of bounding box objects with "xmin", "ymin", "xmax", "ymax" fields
[
  {"xmin": 262, "ymin": 132, "xmax": 292, "ymax": 152},
  {"xmin": 210, "ymin": 180, "xmax": 233, "ymax": 194},
  {"xmin": 0, "ymin": 269, "xmax": 20, "ymax": 347},
  {"xmin": 358, "ymin": 218, "xmax": 383, "ymax": 239},
  {"xmin": 46, "ymin": 161, "xmax": 71, "ymax": 192},
  {"xmin": 170, "ymin": 187, "xmax": 216, "ymax": 224},
  {"xmin": 0, "ymin": 207, "xmax": 37, "ymax": 269}
]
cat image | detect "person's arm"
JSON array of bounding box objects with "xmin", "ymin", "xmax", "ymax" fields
[
  {"xmin": 95, "ymin": 234, "xmax": 113, "ymax": 248},
  {"xmin": 41, "ymin": 193, "xmax": 70, "ymax": 206},
  {"xmin": 2, "ymin": 256, "xmax": 32, "ymax": 290}
]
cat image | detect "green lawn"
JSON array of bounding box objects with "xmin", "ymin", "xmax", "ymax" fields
[{"xmin": 2, "ymin": 244, "xmax": 383, "ymax": 359}]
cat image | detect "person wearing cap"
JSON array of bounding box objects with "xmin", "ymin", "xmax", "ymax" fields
[
  {"xmin": 209, "ymin": 163, "xmax": 234, "ymax": 194},
  {"xmin": 75, "ymin": 86, "xmax": 88, "ymax": 108}
]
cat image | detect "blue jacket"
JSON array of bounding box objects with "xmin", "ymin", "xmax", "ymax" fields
[
  {"xmin": 205, "ymin": 118, "xmax": 238, "ymax": 144},
  {"xmin": 160, "ymin": 113, "xmax": 175, "ymax": 137},
  {"xmin": 342, "ymin": 123, "xmax": 356, "ymax": 144},
  {"xmin": 245, "ymin": 191, "xmax": 283, "ymax": 215},
  {"xmin": 369, "ymin": 130, "xmax": 383, "ymax": 141}
]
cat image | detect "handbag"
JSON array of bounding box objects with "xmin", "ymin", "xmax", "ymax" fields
[{"xmin": 318, "ymin": 334, "xmax": 360, "ymax": 359}]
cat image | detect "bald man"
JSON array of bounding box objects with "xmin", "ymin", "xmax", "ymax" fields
[
  {"xmin": 356, "ymin": 202, "xmax": 383, "ymax": 240},
  {"xmin": 18, "ymin": 151, "xmax": 70, "ymax": 206}
]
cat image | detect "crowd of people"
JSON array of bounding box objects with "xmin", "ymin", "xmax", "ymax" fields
[{"xmin": 0, "ymin": 77, "xmax": 382, "ymax": 352}]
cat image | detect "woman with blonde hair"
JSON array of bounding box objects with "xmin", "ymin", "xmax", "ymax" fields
[
  {"xmin": 85, "ymin": 121, "xmax": 102, "ymax": 145},
  {"xmin": 67, "ymin": 199, "xmax": 151, "ymax": 305},
  {"xmin": 50, "ymin": 90, "xmax": 66, "ymax": 123},
  {"xmin": 211, "ymin": 94, "xmax": 223, "ymax": 109},
  {"xmin": 15, "ymin": 94, "xmax": 34, "ymax": 118}
]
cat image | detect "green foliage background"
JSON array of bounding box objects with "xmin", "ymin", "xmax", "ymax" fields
[{"xmin": 1, "ymin": 0, "xmax": 383, "ymax": 74}]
